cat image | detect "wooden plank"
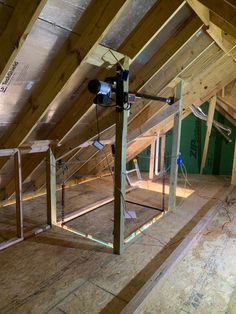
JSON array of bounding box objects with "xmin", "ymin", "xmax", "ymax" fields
[
  {"xmin": 52, "ymin": 2, "xmax": 192, "ymax": 146},
  {"xmin": 149, "ymin": 140, "xmax": 155, "ymax": 180},
  {"xmin": 121, "ymin": 185, "xmax": 234, "ymax": 314},
  {"xmin": 0, "ymin": 238, "xmax": 23, "ymax": 251},
  {"xmin": 210, "ymin": 11, "xmax": 236, "ymax": 39},
  {"xmin": 58, "ymin": 186, "xmax": 137, "ymax": 224},
  {"xmin": 231, "ymin": 141, "xmax": 236, "ymax": 185},
  {"xmin": 168, "ymin": 81, "xmax": 184, "ymax": 212},
  {"xmin": 56, "ymin": 23, "xmax": 210, "ymax": 162},
  {"xmin": 0, "ymin": 148, "xmax": 18, "ymax": 156},
  {"xmin": 60, "ymin": 197, "xmax": 114, "ymax": 225},
  {"xmin": 200, "ymin": 95, "xmax": 216, "ymax": 174},
  {"xmin": 79, "ymin": 54, "xmax": 236, "ymax": 181},
  {"xmin": 127, "ymin": 101, "xmax": 179, "ymax": 143},
  {"xmin": 160, "ymin": 135, "xmax": 166, "ymax": 172},
  {"xmin": 129, "ymin": 15, "xmax": 202, "ymax": 92},
  {"xmin": 113, "ymin": 57, "xmax": 129, "ymax": 255},
  {"xmin": 198, "ymin": 0, "xmax": 236, "ymax": 29},
  {"xmin": 46, "ymin": 148, "xmax": 57, "ymax": 225},
  {"xmin": 187, "ymin": 0, "xmax": 236, "ymax": 60},
  {"xmin": 119, "ymin": 0, "xmax": 186, "ymax": 60},
  {"xmin": 4, "ymin": 12, "xmax": 205, "ymax": 198},
  {"xmin": 14, "ymin": 150, "xmax": 23, "ymax": 238},
  {"xmin": 217, "ymin": 95, "xmax": 236, "ymax": 112},
  {"xmin": 0, "ymin": 0, "xmax": 47, "ymax": 83},
  {"xmin": 216, "ymin": 104, "xmax": 236, "ymax": 126},
  {"xmin": 0, "ymin": 0, "xmax": 128, "ymax": 149}
]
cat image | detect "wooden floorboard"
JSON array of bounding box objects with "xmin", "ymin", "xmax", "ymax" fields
[{"xmin": 0, "ymin": 174, "xmax": 235, "ymax": 313}]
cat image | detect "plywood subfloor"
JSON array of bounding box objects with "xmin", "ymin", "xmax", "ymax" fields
[{"xmin": 0, "ymin": 174, "xmax": 235, "ymax": 314}]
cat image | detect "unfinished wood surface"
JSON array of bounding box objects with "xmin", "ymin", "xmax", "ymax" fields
[
  {"xmin": 188, "ymin": 0, "xmax": 236, "ymax": 61},
  {"xmin": 55, "ymin": 13, "xmax": 202, "ymax": 162},
  {"xmin": 149, "ymin": 140, "xmax": 155, "ymax": 180},
  {"xmin": 0, "ymin": 0, "xmax": 47, "ymax": 84},
  {"xmin": 113, "ymin": 57, "xmax": 129, "ymax": 255},
  {"xmin": 0, "ymin": 175, "xmax": 234, "ymax": 313},
  {"xmin": 198, "ymin": 0, "xmax": 236, "ymax": 29},
  {"xmin": 200, "ymin": 95, "xmax": 216, "ymax": 174},
  {"xmin": 160, "ymin": 135, "xmax": 166, "ymax": 172},
  {"xmin": 46, "ymin": 148, "xmax": 57, "ymax": 225},
  {"xmin": 4, "ymin": 1, "xmax": 190, "ymax": 198},
  {"xmin": 168, "ymin": 81, "xmax": 183, "ymax": 212},
  {"xmin": 14, "ymin": 150, "xmax": 23, "ymax": 239},
  {"xmin": 0, "ymin": 0, "xmax": 128, "ymax": 162},
  {"xmin": 121, "ymin": 184, "xmax": 234, "ymax": 314}
]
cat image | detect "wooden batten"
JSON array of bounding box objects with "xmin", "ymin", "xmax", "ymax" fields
[{"xmin": 168, "ymin": 80, "xmax": 184, "ymax": 212}]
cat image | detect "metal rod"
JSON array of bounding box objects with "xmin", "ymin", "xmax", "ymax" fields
[
  {"xmin": 0, "ymin": 237, "xmax": 23, "ymax": 251},
  {"xmin": 62, "ymin": 225, "xmax": 113, "ymax": 248},
  {"xmin": 132, "ymin": 92, "xmax": 174, "ymax": 105},
  {"xmin": 125, "ymin": 200, "xmax": 164, "ymax": 212},
  {"xmin": 124, "ymin": 212, "xmax": 164, "ymax": 244}
]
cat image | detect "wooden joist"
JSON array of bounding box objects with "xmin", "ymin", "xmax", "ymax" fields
[
  {"xmin": 187, "ymin": 0, "xmax": 236, "ymax": 60},
  {"xmin": 55, "ymin": 15, "xmax": 203, "ymax": 160},
  {"xmin": 200, "ymin": 95, "xmax": 216, "ymax": 174},
  {"xmin": 198, "ymin": 0, "xmax": 236, "ymax": 30},
  {"xmin": 0, "ymin": 0, "xmax": 128, "ymax": 150},
  {"xmin": 2, "ymin": 1, "xmax": 191, "ymax": 196},
  {"xmin": 121, "ymin": 185, "xmax": 234, "ymax": 313},
  {"xmin": 113, "ymin": 56, "xmax": 129, "ymax": 255},
  {"xmin": 50, "ymin": 0, "xmax": 188, "ymax": 145},
  {"xmin": 0, "ymin": 0, "xmax": 47, "ymax": 84},
  {"xmin": 46, "ymin": 148, "xmax": 57, "ymax": 225},
  {"xmin": 168, "ymin": 81, "xmax": 184, "ymax": 212}
]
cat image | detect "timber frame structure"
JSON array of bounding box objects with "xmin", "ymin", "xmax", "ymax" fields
[{"xmin": 0, "ymin": 0, "xmax": 236, "ymax": 254}]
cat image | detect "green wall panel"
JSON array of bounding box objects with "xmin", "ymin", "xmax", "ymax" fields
[{"xmin": 130, "ymin": 103, "xmax": 236, "ymax": 175}]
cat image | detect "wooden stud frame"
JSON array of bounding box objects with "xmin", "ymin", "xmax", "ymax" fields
[
  {"xmin": 0, "ymin": 149, "xmax": 23, "ymax": 250},
  {"xmin": 50, "ymin": 80, "xmax": 183, "ymax": 254},
  {"xmin": 168, "ymin": 80, "xmax": 184, "ymax": 212},
  {"xmin": 46, "ymin": 148, "xmax": 57, "ymax": 226},
  {"xmin": 113, "ymin": 56, "xmax": 130, "ymax": 255},
  {"xmin": 0, "ymin": 146, "xmax": 55, "ymax": 250}
]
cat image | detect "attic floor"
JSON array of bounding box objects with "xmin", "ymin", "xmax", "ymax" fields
[{"xmin": 0, "ymin": 174, "xmax": 236, "ymax": 314}]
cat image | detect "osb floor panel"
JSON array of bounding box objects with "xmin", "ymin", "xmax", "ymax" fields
[{"xmin": 0, "ymin": 175, "xmax": 235, "ymax": 314}]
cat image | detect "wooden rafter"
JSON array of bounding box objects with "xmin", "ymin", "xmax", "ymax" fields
[
  {"xmin": 37, "ymin": 23, "xmax": 212, "ymax": 188},
  {"xmin": 2, "ymin": 1, "xmax": 187, "ymax": 197},
  {"xmin": 200, "ymin": 95, "xmax": 216, "ymax": 174},
  {"xmin": 49, "ymin": 0, "xmax": 188, "ymax": 144},
  {"xmin": 187, "ymin": 0, "xmax": 236, "ymax": 60},
  {"xmin": 0, "ymin": 0, "xmax": 128, "ymax": 150},
  {"xmin": 55, "ymin": 15, "xmax": 203, "ymax": 160},
  {"xmin": 0, "ymin": 0, "xmax": 47, "ymax": 84},
  {"xmin": 198, "ymin": 0, "xmax": 236, "ymax": 29}
]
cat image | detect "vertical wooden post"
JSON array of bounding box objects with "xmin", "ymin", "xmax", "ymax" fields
[
  {"xmin": 14, "ymin": 150, "xmax": 23, "ymax": 238},
  {"xmin": 149, "ymin": 140, "xmax": 155, "ymax": 180},
  {"xmin": 168, "ymin": 80, "xmax": 183, "ymax": 212},
  {"xmin": 200, "ymin": 95, "xmax": 216, "ymax": 174},
  {"xmin": 46, "ymin": 148, "xmax": 57, "ymax": 225},
  {"xmin": 114, "ymin": 56, "xmax": 129, "ymax": 255},
  {"xmin": 160, "ymin": 134, "xmax": 166, "ymax": 172},
  {"xmin": 231, "ymin": 141, "xmax": 236, "ymax": 185}
]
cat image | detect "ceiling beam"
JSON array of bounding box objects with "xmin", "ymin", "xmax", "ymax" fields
[
  {"xmin": 198, "ymin": 0, "xmax": 236, "ymax": 29},
  {"xmin": 49, "ymin": 0, "xmax": 187, "ymax": 144},
  {"xmin": 2, "ymin": 0, "xmax": 188, "ymax": 198},
  {"xmin": 0, "ymin": 0, "xmax": 128, "ymax": 150},
  {"xmin": 55, "ymin": 15, "xmax": 203, "ymax": 159},
  {"xmin": 187, "ymin": 0, "xmax": 236, "ymax": 60},
  {"xmin": 0, "ymin": 0, "xmax": 47, "ymax": 84}
]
